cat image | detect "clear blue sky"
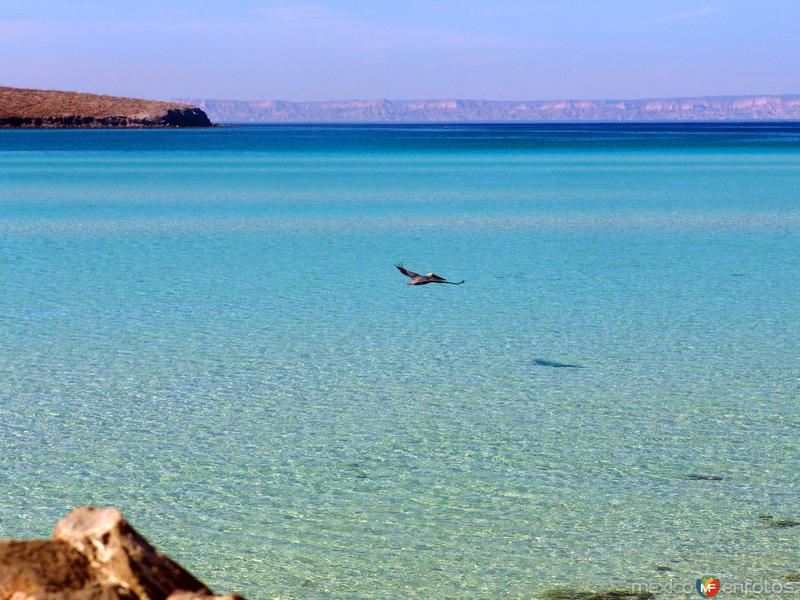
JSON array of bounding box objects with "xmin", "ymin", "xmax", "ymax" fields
[{"xmin": 2, "ymin": 1, "xmax": 799, "ymax": 101}]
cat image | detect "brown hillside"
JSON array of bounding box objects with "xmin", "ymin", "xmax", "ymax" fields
[{"xmin": 0, "ymin": 86, "xmax": 212, "ymax": 127}]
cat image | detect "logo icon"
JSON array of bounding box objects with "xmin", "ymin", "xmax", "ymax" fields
[{"xmin": 696, "ymin": 577, "xmax": 720, "ymax": 597}]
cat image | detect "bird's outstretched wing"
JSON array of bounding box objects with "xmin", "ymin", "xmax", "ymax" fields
[
  {"xmin": 396, "ymin": 263, "xmax": 420, "ymax": 279},
  {"xmin": 428, "ymin": 273, "xmax": 464, "ymax": 285}
]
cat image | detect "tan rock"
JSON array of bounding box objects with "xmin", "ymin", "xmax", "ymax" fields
[
  {"xmin": 0, "ymin": 507, "xmax": 244, "ymax": 600},
  {"xmin": 0, "ymin": 539, "xmax": 134, "ymax": 600},
  {"xmin": 1, "ymin": 540, "xmax": 89, "ymax": 598},
  {"xmin": 52, "ymin": 507, "xmax": 210, "ymax": 600}
]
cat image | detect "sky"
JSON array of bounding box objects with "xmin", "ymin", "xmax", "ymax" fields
[{"xmin": 1, "ymin": 0, "xmax": 799, "ymax": 101}]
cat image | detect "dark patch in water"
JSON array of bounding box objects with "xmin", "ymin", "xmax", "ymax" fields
[
  {"xmin": 543, "ymin": 589, "xmax": 653, "ymax": 600},
  {"xmin": 533, "ymin": 358, "xmax": 585, "ymax": 369},
  {"xmin": 765, "ymin": 519, "xmax": 800, "ymax": 528},
  {"xmin": 686, "ymin": 473, "xmax": 724, "ymax": 481},
  {"xmin": 341, "ymin": 460, "xmax": 369, "ymax": 479},
  {"xmin": 655, "ymin": 565, "xmax": 672, "ymax": 572}
]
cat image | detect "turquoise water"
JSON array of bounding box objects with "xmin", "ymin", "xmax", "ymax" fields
[{"xmin": 1, "ymin": 125, "xmax": 799, "ymax": 599}]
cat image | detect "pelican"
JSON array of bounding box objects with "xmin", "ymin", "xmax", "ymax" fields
[{"xmin": 395, "ymin": 264, "xmax": 464, "ymax": 286}]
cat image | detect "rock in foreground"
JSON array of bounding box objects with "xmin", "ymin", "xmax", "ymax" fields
[
  {"xmin": 0, "ymin": 506, "xmax": 242, "ymax": 600},
  {"xmin": 0, "ymin": 87, "xmax": 212, "ymax": 128}
]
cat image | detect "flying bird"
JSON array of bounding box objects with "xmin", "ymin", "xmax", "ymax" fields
[{"xmin": 395, "ymin": 264, "xmax": 464, "ymax": 286}]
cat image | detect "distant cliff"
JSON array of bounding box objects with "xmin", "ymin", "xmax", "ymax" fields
[
  {"xmin": 0, "ymin": 86, "xmax": 212, "ymax": 128},
  {"xmin": 175, "ymin": 95, "xmax": 800, "ymax": 123}
]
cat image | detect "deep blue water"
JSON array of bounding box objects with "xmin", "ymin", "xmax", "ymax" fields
[{"xmin": 1, "ymin": 124, "xmax": 799, "ymax": 599}]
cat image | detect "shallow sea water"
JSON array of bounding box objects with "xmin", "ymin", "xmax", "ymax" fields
[{"xmin": 1, "ymin": 124, "xmax": 799, "ymax": 599}]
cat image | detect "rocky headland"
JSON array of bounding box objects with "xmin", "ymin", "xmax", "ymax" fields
[
  {"xmin": 0, "ymin": 506, "xmax": 242, "ymax": 600},
  {"xmin": 0, "ymin": 87, "xmax": 212, "ymax": 128}
]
